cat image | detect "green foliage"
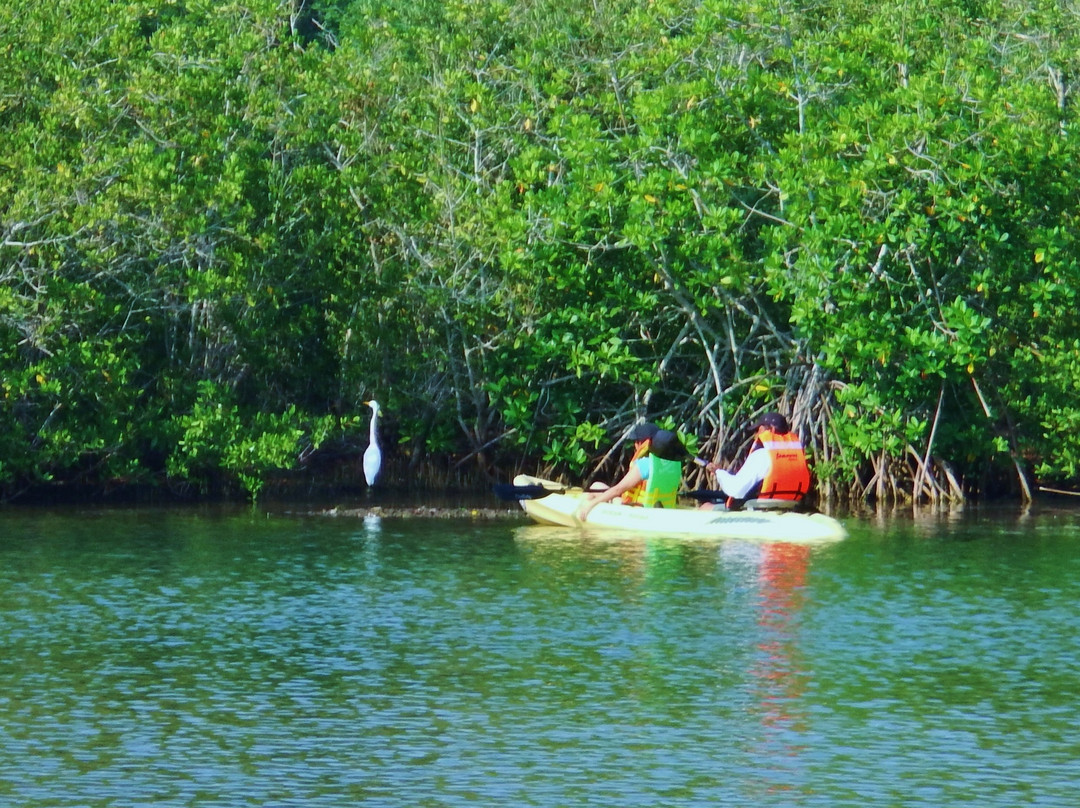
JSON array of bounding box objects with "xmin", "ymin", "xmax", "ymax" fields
[
  {"xmin": 167, "ymin": 382, "xmax": 334, "ymax": 499},
  {"xmin": 2, "ymin": 0, "xmax": 1080, "ymax": 503}
]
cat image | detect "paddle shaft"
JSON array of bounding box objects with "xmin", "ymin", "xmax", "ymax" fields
[
  {"xmin": 497, "ymin": 457, "xmax": 713, "ymax": 502},
  {"xmin": 1040, "ymin": 485, "xmax": 1080, "ymax": 497}
]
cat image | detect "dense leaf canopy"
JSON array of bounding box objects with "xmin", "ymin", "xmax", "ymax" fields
[{"xmin": 2, "ymin": 0, "xmax": 1078, "ymax": 503}]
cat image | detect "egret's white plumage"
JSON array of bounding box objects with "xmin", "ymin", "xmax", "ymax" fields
[{"xmin": 362, "ymin": 399, "xmax": 382, "ymax": 486}]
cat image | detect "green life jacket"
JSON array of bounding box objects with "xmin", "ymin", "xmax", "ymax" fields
[{"xmin": 638, "ymin": 456, "xmax": 682, "ymax": 508}]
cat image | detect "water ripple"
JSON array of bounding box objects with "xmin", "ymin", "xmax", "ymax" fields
[{"xmin": 1, "ymin": 510, "xmax": 1079, "ymax": 805}]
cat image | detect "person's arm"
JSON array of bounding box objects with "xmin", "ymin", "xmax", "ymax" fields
[
  {"xmin": 576, "ymin": 462, "xmax": 644, "ymax": 521},
  {"xmin": 713, "ymin": 450, "xmax": 770, "ymax": 499}
]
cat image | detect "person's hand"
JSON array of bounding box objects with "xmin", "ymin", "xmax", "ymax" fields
[
  {"xmin": 576, "ymin": 492, "xmax": 601, "ymax": 522},
  {"xmin": 706, "ymin": 461, "xmax": 720, "ymax": 473}
]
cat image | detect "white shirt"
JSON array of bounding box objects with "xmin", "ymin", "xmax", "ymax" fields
[{"xmin": 715, "ymin": 449, "xmax": 771, "ymax": 499}]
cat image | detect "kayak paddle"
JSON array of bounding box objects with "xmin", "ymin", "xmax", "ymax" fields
[
  {"xmin": 683, "ymin": 489, "xmax": 728, "ymax": 504},
  {"xmin": 492, "ymin": 483, "xmax": 567, "ymax": 501}
]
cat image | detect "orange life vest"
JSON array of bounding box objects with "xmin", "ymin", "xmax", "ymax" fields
[
  {"xmin": 756, "ymin": 428, "xmax": 811, "ymax": 501},
  {"xmin": 620, "ymin": 440, "xmax": 651, "ymax": 505}
]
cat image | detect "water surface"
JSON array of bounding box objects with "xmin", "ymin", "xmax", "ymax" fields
[{"xmin": 1, "ymin": 505, "xmax": 1078, "ymax": 806}]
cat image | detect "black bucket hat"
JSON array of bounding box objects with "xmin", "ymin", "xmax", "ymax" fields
[
  {"xmin": 628, "ymin": 422, "xmax": 660, "ymax": 442},
  {"xmin": 649, "ymin": 429, "xmax": 687, "ymax": 461}
]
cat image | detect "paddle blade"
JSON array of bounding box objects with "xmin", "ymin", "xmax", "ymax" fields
[
  {"xmin": 684, "ymin": 489, "xmax": 727, "ymax": 504},
  {"xmin": 493, "ymin": 483, "xmax": 565, "ymax": 502}
]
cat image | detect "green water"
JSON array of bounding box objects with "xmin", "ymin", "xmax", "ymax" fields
[{"xmin": 1, "ymin": 505, "xmax": 1079, "ymax": 806}]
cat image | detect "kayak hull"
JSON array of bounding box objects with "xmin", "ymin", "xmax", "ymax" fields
[{"xmin": 513, "ymin": 475, "xmax": 847, "ymax": 543}]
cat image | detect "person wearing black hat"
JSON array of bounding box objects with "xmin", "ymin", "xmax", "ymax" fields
[
  {"xmin": 577, "ymin": 427, "xmax": 687, "ymax": 521},
  {"xmin": 586, "ymin": 421, "xmax": 657, "ymax": 496},
  {"xmin": 627, "ymin": 422, "xmax": 660, "ymax": 457},
  {"xmin": 704, "ymin": 411, "xmax": 811, "ymax": 509}
]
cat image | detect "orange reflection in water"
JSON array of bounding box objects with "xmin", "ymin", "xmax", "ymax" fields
[
  {"xmin": 754, "ymin": 542, "xmax": 810, "ymax": 726},
  {"xmin": 750, "ymin": 542, "xmax": 812, "ymax": 798}
]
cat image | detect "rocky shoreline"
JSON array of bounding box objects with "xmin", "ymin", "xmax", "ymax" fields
[{"xmin": 318, "ymin": 505, "xmax": 524, "ymax": 520}]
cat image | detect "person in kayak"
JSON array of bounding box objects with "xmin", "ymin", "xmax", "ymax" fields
[
  {"xmin": 619, "ymin": 422, "xmax": 659, "ymax": 505},
  {"xmin": 586, "ymin": 421, "xmax": 657, "ymax": 500},
  {"xmin": 577, "ymin": 428, "xmax": 687, "ymax": 521},
  {"xmin": 704, "ymin": 411, "xmax": 811, "ymax": 509}
]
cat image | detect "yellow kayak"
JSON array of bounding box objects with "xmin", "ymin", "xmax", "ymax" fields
[{"xmin": 506, "ymin": 475, "xmax": 847, "ymax": 543}]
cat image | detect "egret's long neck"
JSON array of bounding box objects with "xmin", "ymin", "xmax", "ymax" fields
[{"xmin": 369, "ymin": 410, "xmax": 378, "ymax": 442}]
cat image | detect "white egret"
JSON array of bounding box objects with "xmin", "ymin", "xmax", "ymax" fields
[{"xmin": 362, "ymin": 399, "xmax": 382, "ymax": 486}]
